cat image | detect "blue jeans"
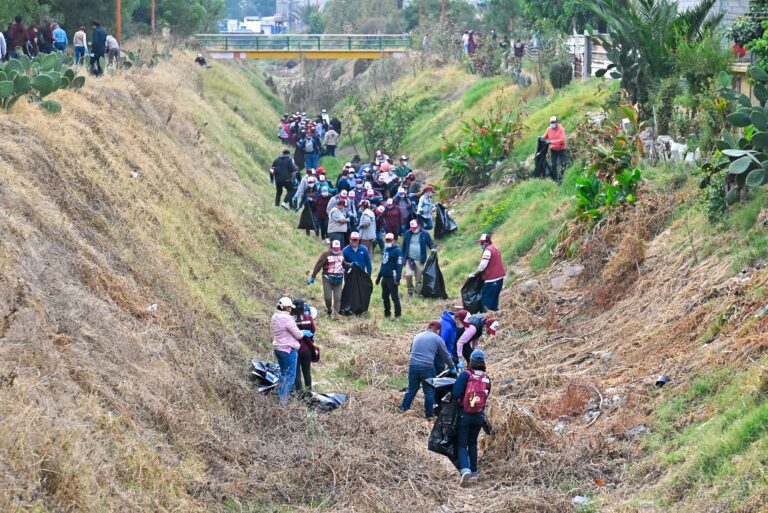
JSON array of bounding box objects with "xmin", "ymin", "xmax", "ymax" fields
[
  {"xmin": 400, "ymin": 365, "xmax": 436, "ymax": 417},
  {"xmin": 375, "ymin": 230, "xmax": 385, "ymax": 252},
  {"xmin": 54, "ymin": 42, "xmax": 67, "ymax": 53},
  {"xmin": 456, "ymin": 410, "xmax": 484, "ymax": 473},
  {"xmin": 305, "ymin": 152, "xmax": 319, "ymax": 171},
  {"xmin": 75, "ymin": 46, "xmax": 86, "ymax": 64},
  {"xmin": 481, "ymin": 278, "xmax": 503, "ymax": 312},
  {"xmin": 274, "ymin": 349, "xmax": 298, "ymax": 403},
  {"xmin": 419, "ymin": 215, "xmax": 433, "ymax": 230}
]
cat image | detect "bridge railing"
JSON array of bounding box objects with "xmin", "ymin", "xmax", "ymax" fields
[{"xmin": 195, "ymin": 34, "xmax": 413, "ymax": 52}]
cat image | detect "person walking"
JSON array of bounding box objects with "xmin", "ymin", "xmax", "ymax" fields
[
  {"xmin": 342, "ymin": 232, "xmax": 372, "ymax": 276},
  {"xmin": 8, "ymin": 16, "xmax": 27, "ymax": 58},
  {"xmin": 300, "ymin": 130, "xmax": 320, "ymax": 171},
  {"xmin": 394, "ymin": 155, "xmax": 411, "ymax": 178},
  {"xmin": 315, "ymin": 185, "xmax": 332, "ymax": 241},
  {"xmin": 39, "ymin": 22, "xmax": 54, "ymax": 54},
  {"xmin": 271, "ymin": 149, "xmax": 298, "ymax": 209},
  {"xmin": 469, "ymin": 234, "xmax": 506, "ymax": 312},
  {"xmin": 394, "ymin": 187, "xmax": 414, "ymax": 233},
  {"xmin": 292, "ymin": 298, "xmax": 317, "ymax": 393},
  {"xmin": 542, "ymin": 115, "xmax": 568, "ymax": 178},
  {"xmin": 327, "ymin": 200, "xmax": 348, "ymax": 248},
  {"xmin": 358, "ymin": 200, "xmax": 377, "ymax": 256},
  {"xmin": 106, "ymin": 34, "xmax": 120, "ymax": 65},
  {"xmin": 308, "ymin": 240, "xmax": 349, "ymax": 316},
  {"xmin": 91, "ymin": 21, "xmax": 107, "ymax": 75},
  {"xmin": 52, "ymin": 22, "xmax": 67, "ymax": 53},
  {"xmin": 0, "ymin": 31, "xmax": 6, "ymax": 61},
  {"xmin": 271, "ymin": 297, "xmax": 303, "ymax": 405},
  {"xmin": 25, "ymin": 23, "xmax": 39, "ymax": 56},
  {"xmin": 400, "ymin": 321, "xmax": 457, "ymax": 418},
  {"xmin": 417, "ymin": 185, "xmax": 436, "ymax": 230},
  {"xmin": 454, "ymin": 349, "xmax": 492, "ymax": 486},
  {"xmin": 401, "ymin": 219, "xmax": 436, "ymax": 297},
  {"xmin": 382, "ymin": 198, "xmax": 403, "ymax": 239},
  {"xmin": 322, "ymin": 125, "xmax": 339, "ymax": 157},
  {"xmin": 73, "ymin": 25, "xmax": 87, "ymax": 64},
  {"xmin": 376, "ymin": 233, "xmax": 403, "ymax": 318},
  {"xmin": 456, "ymin": 315, "xmax": 499, "ymax": 365}
]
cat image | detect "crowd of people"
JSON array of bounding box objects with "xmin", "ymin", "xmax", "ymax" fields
[
  {"xmin": 267, "ymin": 109, "xmax": 519, "ymax": 486},
  {"xmin": 0, "ymin": 16, "xmax": 118, "ymax": 75}
]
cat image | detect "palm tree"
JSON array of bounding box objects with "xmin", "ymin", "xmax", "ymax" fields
[{"xmin": 580, "ymin": 0, "xmax": 723, "ymax": 112}]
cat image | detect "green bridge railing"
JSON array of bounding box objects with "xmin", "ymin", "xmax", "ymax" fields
[{"xmin": 195, "ymin": 33, "xmax": 413, "ymax": 52}]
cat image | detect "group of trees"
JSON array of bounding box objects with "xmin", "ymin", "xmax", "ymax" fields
[{"xmin": 0, "ymin": 0, "xmax": 224, "ymax": 37}]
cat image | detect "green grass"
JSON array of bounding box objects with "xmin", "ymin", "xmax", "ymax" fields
[
  {"xmin": 462, "ymin": 77, "xmax": 507, "ymax": 108},
  {"xmin": 719, "ymin": 189, "xmax": 768, "ymax": 271}
]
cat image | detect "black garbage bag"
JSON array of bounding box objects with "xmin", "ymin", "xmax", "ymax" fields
[
  {"xmin": 461, "ymin": 275, "xmax": 484, "ymax": 314},
  {"xmin": 427, "ymin": 392, "xmax": 460, "ymax": 470},
  {"xmin": 340, "ymin": 265, "xmax": 373, "ymax": 315},
  {"xmin": 533, "ymin": 137, "xmax": 552, "ymax": 179},
  {"xmin": 297, "ymin": 204, "xmax": 318, "ymax": 232},
  {"xmin": 421, "ymin": 252, "xmax": 448, "ymax": 299},
  {"xmin": 250, "ymin": 360, "xmax": 281, "ymax": 393},
  {"xmin": 304, "ymin": 392, "xmax": 348, "ymax": 412},
  {"xmin": 434, "ymin": 203, "xmax": 458, "ymax": 240},
  {"xmin": 424, "ymin": 376, "xmax": 456, "ymax": 409}
]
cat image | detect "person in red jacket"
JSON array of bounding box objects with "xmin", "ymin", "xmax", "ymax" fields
[
  {"xmin": 382, "ymin": 198, "xmax": 403, "ymax": 239},
  {"xmin": 542, "ymin": 115, "xmax": 567, "ymax": 178},
  {"xmin": 315, "ymin": 185, "xmax": 332, "ymax": 241},
  {"xmin": 468, "ymin": 233, "xmax": 505, "ymax": 312}
]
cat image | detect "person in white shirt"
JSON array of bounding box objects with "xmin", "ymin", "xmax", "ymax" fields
[
  {"xmin": 0, "ymin": 32, "xmax": 6, "ymax": 61},
  {"xmin": 73, "ymin": 26, "xmax": 87, "ymax": 65},
  {"xmin": 105, "ymin": 35, "xmax": 120, "ymax": 65}
]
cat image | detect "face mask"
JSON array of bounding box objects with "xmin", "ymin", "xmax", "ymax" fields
[
  {"xmin": 357, "ymin": 184, "xmax": 363, "ymax": 189},
  {"xmin": 321, "ymin": 191, "xmax": 329, "ymax": 197},
  {"xmin": 385, "ymin": 242, "xmax": 394, "ymax": 248},
  {"xmin": 427, "ymin": 192, "xmax": 433, "ymax": 198},
  {"xmin": 480, "ymin": 243, "xmax": 488, "ymax": 250},
  {"xmin": 331, "ymin": 250, "xmax": 340, "ymax": 255},
  {"xmin": 550, "ymin": 123, "xmax": 557, "ymax": 129}
]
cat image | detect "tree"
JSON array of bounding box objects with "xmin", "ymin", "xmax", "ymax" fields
[
  {"xmin": 484, "ymin": 0, "xmax": 521, "ymax": 39},
  {"xmin": 520, "ymin": 0, "xmax": 600, "ymax": 34},
  {"xmin": 581, "ymin": 0, "xmax": 723, "ymax": 114},
  {"xmin": 349, "ymin": 94, "xmax": 417, "ymax": 157},
  {"xmin": 293, "ymin": 3, "xmax": 324, "ymax": 33},
  {"xmin": 402, "ymin": 0, "xmax": 476, "ymax": 31}
]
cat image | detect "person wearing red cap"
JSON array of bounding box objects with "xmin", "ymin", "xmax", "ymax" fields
[
  {"xmin": 437, "ymin": 309, "xmax": 468, "ymax": 370},
  {"xmin": 470, "ymin": 233, "xmax": 506, "ymax": 312},
  {"xmin": 308, "ymin": 239, "xmax": 350, "ymax": 316},
  {"xmin": 456, "ymin": 315, "xmax": 499, "ymax": 366},
  {"xmin": 405, "ymin": 172, "xmax": 422, "ymax": 201},
  {"xmin": 401, "ymin": 219, "xmax": 436, "ymax": 296},
  {"xmin": 542, "ymin": 115, "xmax": 568, "ymax": 179},
  {"xmin": 383, "ymin": 198, "xmax": 403, "ymax": 240},
  {"xmin": 417, "ymin": 185, "xmax": 437, "ymax": 230},
  {"xmin": 401, "ymin": 321, "xmax": 457, "ymax": 418},
  {"xmin": 342, "ymin": 232, "xmax": 372, "ymax": 276},
  {"xmin": 358, "ymin": 200, "xmax": 377, "ymax": 256},
  {"xmin": 336, "ymin": 167, "xmax": 352, "ymax": 192},
  {"xmin": 327, "ymin": 200, "xmax": 349, "ymax": 248},
  {"xmin": 375, "ymin": 232, "xmax": 403, "ymax": 318}
]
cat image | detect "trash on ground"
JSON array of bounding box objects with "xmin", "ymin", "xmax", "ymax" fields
[
  {"xmin": 755, "ymin": 304, "xmax": 768, "ymax": 318},
  {"xmin": 250, "ymin": 360, "xmax": 280, "ymax": 393},
  {"xmin": 572, "ymin": 495, "xmax": 590, "ymax": 506},
  {"xmin": 305, "ymin": 391, "xmax": 347, "ymax": 412},
  {"xmin": 655, "ymin": 374, "xmax": 670, "ymax": 387},
  {"xmin": 625, "ymin": 424, "xmax": 647, "ymax": 437},
  {"xmin": 146, "ymin": 303, "xmax": 159, "ymax": 312}
]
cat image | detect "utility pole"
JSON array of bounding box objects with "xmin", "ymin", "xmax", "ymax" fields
[
  {"xmin": 116, "ymin": 0, "xmax": 122, "ymax": 42},
  {"xmin": 441, "ymin": 0, "xmax": 446, "ymax": 22}
]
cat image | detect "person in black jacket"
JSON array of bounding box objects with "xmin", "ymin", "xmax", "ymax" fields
[
  {"xmin": 271, "ymin": 149, "xmax": 298, "ymax": 209},
  {"xmin": 91, "ymin": 21, "xmax": 107, "ymax": 76}
]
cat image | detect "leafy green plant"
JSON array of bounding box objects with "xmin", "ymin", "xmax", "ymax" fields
[
  {"xmin": 699, "ymin": 65, "xmax": 768, "ymax": 215},
  {"xmin": 574, "ymin": 167, "xmax": 642, "ymax": 221},
  {"xmin": 0, "ymin": 52, "xmax": 85, "ymax": 112},
  {"xmin": 549, "ymin": 61, "xmax": 573, "ymax": 89},
  {"xmin": 440, "ymin": 105, "xmax": 527, "ymax": 187},
  {"xmin": 349, "ymin": 93, "xmax": 417, "ymax": 158}
]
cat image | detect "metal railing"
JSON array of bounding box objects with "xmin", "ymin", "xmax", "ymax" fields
[{"xmin": 195, "ymin": 33, "xmax": 413, "ymax": 52}]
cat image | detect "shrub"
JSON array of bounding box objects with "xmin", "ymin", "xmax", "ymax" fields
[
  {"xmin": 0, "ymin": 53, "xmax": 85, "ymax": 111},
  {"xmin": 348, "ymin": 93, "xmax": 417, "ymax": 157},
  {"xmin": 549, "ymin": 61, "xmax": 573, "ymax": 89}
]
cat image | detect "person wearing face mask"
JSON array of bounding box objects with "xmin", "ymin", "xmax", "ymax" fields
[
  {"xmin": 394, "ymin": 155, "xmax": 412, "ymax": 178},
  {"xmin": 456, "ymin": 315, "xmax": 500, "ymax": 367},
  {"xmin": 327, "ymin": 200, "xmax": 349, "ymax": 248},
  {"xmin": 417, "ymin": 185, "xmax": 437, "ymax": 230},
  {"xmin": 375, "ymin": 233, "xmax": 403, "ymax": 318},
  {"xmin": 326, "ymin": 189, "xmax": 348, "ymax": 215},
  {"xmin": 401, "ymin": 219, "xmax": 437, "ymax": 297},
  {"xmin": 542, "ymin": 116, "xmax": 568, "ymax": 179},
  {"xmin": 394, "ymin": 186, "xmax": 414, "ymax": 233},
  {"xmin": 468, "ymin": 233, "xmax": 506, "ymax": 312},
  {"xmin": 315, "ymin": 186, "xmax": 332, "ymax": 241},
  {"xmin": 383, "ymin": 198, "xmax": 403, "ymax": 240},
  {"xmin": 342, "ymin": 232, "xmax": 372, "ymax": 276},
  {"xmin": 405, "ymin": 172, "xmax": 422, "ymax": 202},
  {"xmin": 308, "ymin": 239, "xmax": 350, "ymax": 317},
  {"xmin": 374, "ymin": 205, "xmax": 387, "ymax": 253},
  {"xmin": 336, "ymin": 167, "xmax": 353, "ymax": 192},
  {"xmin": 357, "ymin": 200, "xmax": 377, "ymax": 257},
  {"xmin": 295, "ymin": 171, "xmax": 317, "ymax": 211}
]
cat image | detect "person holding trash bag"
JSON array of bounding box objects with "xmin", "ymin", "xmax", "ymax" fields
[
  {"xmin": 542, "ymin": 115, "xmax": 568, "ymax": 180},
  {"xmin": 292, "ymin": 298, "xmax": 318, "ymax": 393},
  {"xmin": 457, "ymin": 316, "xmax": 500, "ymax": 366},
  {"xmin": 454, "ymin": 349, "xmax": 492, "ymax": 486},
  {"xmin": 342, "ymin": 232, "xmax": 372, "ymax": 276},
  {"xmin": 402, "ymin": 219, "xmax": 437, "ymax": 296},
  {"xmin": 401, "ymin": 321, "xmax": 457, "ymax": 418},
  {"xmin": 308, "ymin": 240, "xmax": 350, "ymax": 317},
  {"xmin": 271, "ymin": 297, "xmax": 304, "ymax": 405},
  {"xmin": 376, "ymin": 232, "xmax": 403, "ymax": 318},
  {"xmin": 468, "ymin": 234, "xmax": 505, "ymax": 312}
]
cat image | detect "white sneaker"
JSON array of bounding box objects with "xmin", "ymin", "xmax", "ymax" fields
[
  {"xmin": 281, "ymin": 202, "xmax": 290, "ymax": 210},
  {"xmin": 459, "ymin": 471, "xmax": 471, "ymax": 487}
]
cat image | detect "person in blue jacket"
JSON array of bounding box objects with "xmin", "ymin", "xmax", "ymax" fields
[
  {"xmin": 435, "ymin": 308, "xmax": 469, "ymax": 373},
  {"xmin": 375, "ymin": 232, "xmax": 403, "ymax": 318},
  {"xmin": 453, "ymin": 349, "xmax": 492, "ymax": 487},
  {"xmin": 342, "ymin": 232, "xmax": 372, "ymax": 275},
  {"xmin": 401, "ymin": 219, "xmax": 436, "ymax": 296}
]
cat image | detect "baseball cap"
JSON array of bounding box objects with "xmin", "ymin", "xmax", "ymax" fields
[
  {"xmin": 550, "ymin": 116, "xmax": 557, "ymax": 123},
  {"xmin": 424, "ymin": 185, "xmax": 435, "ymax": 193},
  {"xmin": 307, "ymin": 176, "xmax": 317, "ymax": 184},
  {"xmin": 366, "ymin": 189, "xmax": 375, "ymax": 197},
  {"xmin": 409, "ymin": 219, "xmax": 419, "ymax": 231},
  {"xmin": 428, "ymin": 320, "xmax": 442, "ymax": 331},
  {"xmin": 386, "ymin": 198, "xmax": 394, "ymax": 206},
  {"xmin": 377, "ymin": 205, "xmax": 386, "ymax": 214},
  {"xmin": 400, "ymin": 155, "xmax": 408, "ymax": 160},
  {"xmin": 337, "ymin": 199, "xmax": 346, "ymax": 207},
  {"xmin": 398, "ymin": 187, "xmax": 406, "ymax": 195},
  {"xmin": 360, "ymin": 200, "xmax": 370, "ymax": 208},
  {"xmin": 477, "ymin": 233, "xmax": 491, "ymax": 243},
  {"xmin": 406, "ymin": 172, "xmax": 415, "ymax": 180},
  {"xmin": 319, "ymin": 175, "xmax": 327, "ymax": 182},
  {"xmin": 340, "ymin": 190, "xmax": 348, "ymax": 197},
  {"xmin": 277, "ymin": 297, "xmax": 296, "ymax": 309},
  {"xmin": 317, "ymin": 167, "xmax": 325, "ymax": 174},
  {"xmin": 331, "ymin": 240, "xmax": 341, "ymax": 249},
  {"xmin": 385, "ymin": 232, "xmax": 395, "ymax": 241},
  {"xmin": 485, "ymin": 319, "xmax": 500, "ymax": 335},
  {"xmin": 470, "ymin": 349, "xmax": 485, "ymax": 362},
  {"xmin": 455, "ymin": 309, "xmax": 469, "ymax": 322},
  {"xmin": 350, "ymin": 232, "xmax": 360, "ymax": 240}
]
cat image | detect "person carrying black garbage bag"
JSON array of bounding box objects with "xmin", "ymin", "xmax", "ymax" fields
[
  {"xmin": 271, "ymin": 149, "xmax": 299, "ymax": 209},
  {"xmin": 400, "ymin": 321, "xmax": 457, "ymax": 418},
  {"xmin": 467, "ymin": 233, "xmax": 506, "ymax": 312},
  {"xmin": 454, "ymin": 349, "xmax": 492, "ymax": 487},
  {"xmin": 271, "ymin": 297, "xmax": 305, "ymax": 406}
]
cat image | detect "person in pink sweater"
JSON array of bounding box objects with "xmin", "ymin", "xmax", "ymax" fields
[
  {"xmin": 272, "ymin": 297, "xmax": 304, "ymax": 404},
  {"xmin": 542, "ymin": 115, "xmax": 568, "ymax": 179}
]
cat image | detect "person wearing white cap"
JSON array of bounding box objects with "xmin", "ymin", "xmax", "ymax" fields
[
  {"xmin": 326, "ymin": 199, "xmax": 349, "ymax": 248},
  {"xmin": 271, "ymin": 296, "xmax": 304, "ymax": 404},
  {"xmin": 342, "ymin": 232, "xmax": 372, "ymax": 276},
  {"xmin": 542, "ymin": 115, "xmax": 568, "ymax": 179},
  {"xmin": 358, "ymin": 200, "xmax": 377, "ymax": 257},
  {"xmin": 401, "ymin": 219, "xmax": 437, "ymax": 296},
  {"xmin": 375, "ymin": 233, "xmax": 403, "ymax": 318},
  {"xmin": 322, "ymin": 124, "xmax": 339, "ymax": 157},
  {"xmin": 308, "ymin": 239, "xmax": 349, "ymax": 316},
  {"xmin": 469, "ymin": 233, "xmax": 506, "ymax": 312}
]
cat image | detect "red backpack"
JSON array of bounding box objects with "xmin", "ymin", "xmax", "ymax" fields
[{"xmin": 461, "ymin": 370, "xmax": 491, "ymax": 413}]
